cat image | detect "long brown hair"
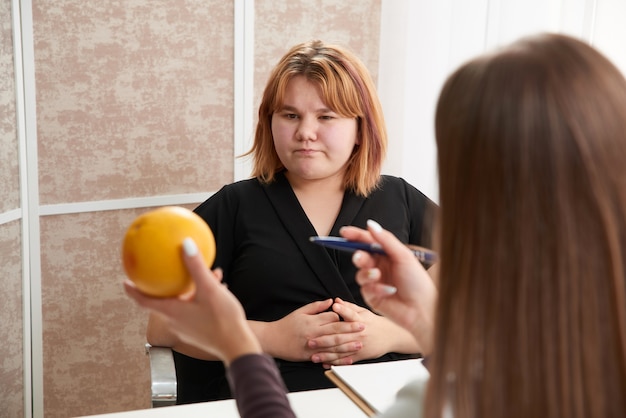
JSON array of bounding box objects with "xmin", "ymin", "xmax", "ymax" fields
[
  {"xmin": 244, "ymin": 40, "xmax": 387, "ymax": 197},
  {"xmin": 427, "ymin": 33, "xmax": 626, "ymax": 417}
]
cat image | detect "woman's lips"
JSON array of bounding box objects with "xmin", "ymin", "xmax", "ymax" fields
[{"xmin": 295, "ymin": 148, "xmax": 318, "ymax": 155}]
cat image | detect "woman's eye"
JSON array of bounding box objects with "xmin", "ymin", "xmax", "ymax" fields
[
  {"xmin": 319, "ymin": 115, "xmax": 334, "ymax": 120},
  {"xmin": 285, "ymin": 113, "xmax": 298, "ymax": 119}
]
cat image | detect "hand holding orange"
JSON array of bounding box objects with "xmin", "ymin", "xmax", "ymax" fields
[{"xmin": 122, "ymin": 206, "xmax": 216, "ymax": 297}]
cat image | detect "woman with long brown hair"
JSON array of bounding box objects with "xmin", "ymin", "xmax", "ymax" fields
[{"xmin": 350, "ymin": 32, "xmax": 626, "ymax": 417}]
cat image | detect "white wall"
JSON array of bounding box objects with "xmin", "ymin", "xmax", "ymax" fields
[{"xmin": 379, "ymin": 0, "xmax": 626, "ymax": 203}]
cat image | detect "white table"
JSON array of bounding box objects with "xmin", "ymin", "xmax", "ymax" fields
[{"xmin": 80, "ymin": 388, "xmax": 367, "ymax": 418}]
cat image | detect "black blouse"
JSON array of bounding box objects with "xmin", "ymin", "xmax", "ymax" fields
[{"xmin": 174, "ymin": 172, "xmax": 437, "ymax": 403}]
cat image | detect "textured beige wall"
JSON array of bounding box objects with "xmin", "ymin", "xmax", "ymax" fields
[
  {"xmin": 0, "ymin": 221, "xmax": 24, "ymax": 418},
  {"xmin": 254, "ymin": 0, "xmax": 382, "ymax": 114},
  {"xmin": 33, "ymin": 0, "xmax": 234, "ymax": 205},
  {"xmin": 1, "ymin": 0, "xmax": 20, "ymax": 211},
  {"xmin": 0, "ymin": 0, "xmax": 24, "ymax": 416},
  {"xmin": 40, "ymin": 209, "xmax": 152, "ymax": 416},
  {"xmin": 32, "ymin": 0, "xmax": 233, "ymax": 416}
]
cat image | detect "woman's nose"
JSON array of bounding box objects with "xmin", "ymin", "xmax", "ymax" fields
[{"xmin": 296, "ymin": 116, "xmax": 318, "ymax": 141}]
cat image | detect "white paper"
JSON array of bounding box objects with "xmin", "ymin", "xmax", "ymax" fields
[{"xmin": 329, "ymin": 358, "xmax": 430, "ymax": 413}]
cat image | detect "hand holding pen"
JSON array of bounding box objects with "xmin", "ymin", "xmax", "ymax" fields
[
  {"xmin": 335, "ymin": 219, "xmax": 437, "ymax": 356},
  {"xmin": 310, "ymin": 236, "xmax": 437, "ymax": 266}
]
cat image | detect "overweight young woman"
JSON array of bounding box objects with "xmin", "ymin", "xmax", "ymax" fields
[{"xmin": 146, "ymin": 40, "xmax": 436, "ymax": 403}]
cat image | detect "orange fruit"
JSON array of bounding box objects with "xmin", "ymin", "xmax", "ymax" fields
[{"xmin": 122, "ymin": 206, "xmax": 216, "ymax": 297}]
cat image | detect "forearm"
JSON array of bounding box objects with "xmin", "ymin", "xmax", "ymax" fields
[
  {"xmin": 147, "ymin": 313, "xmax": 270, "ymax": 362},
  {"xmin": 146, "ymin": 313, "xmax": 220, "ymax": 360},
  {"xmin": 382, "ymin": 317, "xmax": 422, "ymax": 355},
  {"xmin": 409, "ymin": 281, "xmax": 437, "ymax": 357},
  {"xmin": 409, "ymin": 315, "xmax": 434, "ymax": 357},
  {"xmin": 248, "ymin": 320, "xmax": 280, "ymax": 358}
]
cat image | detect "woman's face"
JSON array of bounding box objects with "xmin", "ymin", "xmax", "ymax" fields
[{"xmin": 271, "ymin": 75, "xmax": 358, "ymax": 186}]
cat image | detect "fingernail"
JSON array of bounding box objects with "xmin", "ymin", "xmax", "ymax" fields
[
  {"xmin": 352, "ymin": 251, "xmax": 362, "ymax": 263},
  {"xmin": 367, "ymin": 219, "xmax": 383, "ymax": 232},
  {"xmin": 367, "ymin": 268, "xmax": 380, "ymax": 280},
  {"xmin": 182, "ymin": 237, "xmax": 198, "ymax": 256},
  {"xmin": 312, "ymin": 355, "xmax": 320, "ymax": 363},
  {"xmin": 382, "ymin": 285, "xmax": 397, "ymax": 294}
]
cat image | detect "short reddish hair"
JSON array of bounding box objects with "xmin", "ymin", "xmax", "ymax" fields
[{"xmin": 244, "ymin": 40, "xmax": 387, "ymax": 197}]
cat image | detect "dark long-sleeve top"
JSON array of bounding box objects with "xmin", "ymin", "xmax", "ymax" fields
[
  {"xmin": 227, "ymin": 354, "xmax": 296, "ymax": 418},
  {"xmin": 174, "ymin": 171, "xmax": 437, "ymax": 403}
]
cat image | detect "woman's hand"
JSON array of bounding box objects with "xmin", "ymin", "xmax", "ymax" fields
[
  {"xmin": 124, "ymin": 237, "xmax": 261, "ymax": 366},
  {"xmin": 254, "ymin": 299, "xmax": 365, "ymax": 362},
  {"xmin": 306, "ymin": 297, "xmax": 420, "ymax": 367},
  {"xmin": 340, "ymin": 219, "xmax": 438, "ymax": 356}
]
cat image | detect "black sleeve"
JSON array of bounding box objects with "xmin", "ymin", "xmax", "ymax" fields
[
  {"xmin": 402, "ymin": 178, "xmax": 438, "ymax": 250},
  {"xmin": 193, "ymin": 184, "xmax": 239, "ymax": 276}
]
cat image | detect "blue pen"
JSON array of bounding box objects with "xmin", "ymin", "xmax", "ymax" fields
[{"xmin": 309, "ymin": 236, "xmax": 437, "ymax": 265}]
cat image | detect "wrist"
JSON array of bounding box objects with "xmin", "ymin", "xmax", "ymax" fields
[
  {"xmin": 411, "ymin": 313, "xmax": 435, "ymax": 356},
  {"xmin": 222, "ymin": 327, "xmax": 263, "ymax": 366},
  {"xmin": 248, "ymin": 320, "xmax": 277, "ymax": 357}
]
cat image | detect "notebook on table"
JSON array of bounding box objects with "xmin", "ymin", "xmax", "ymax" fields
[{"xmin": 325, "ymin": 358, "xmax": 429, "ymax": 417}]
